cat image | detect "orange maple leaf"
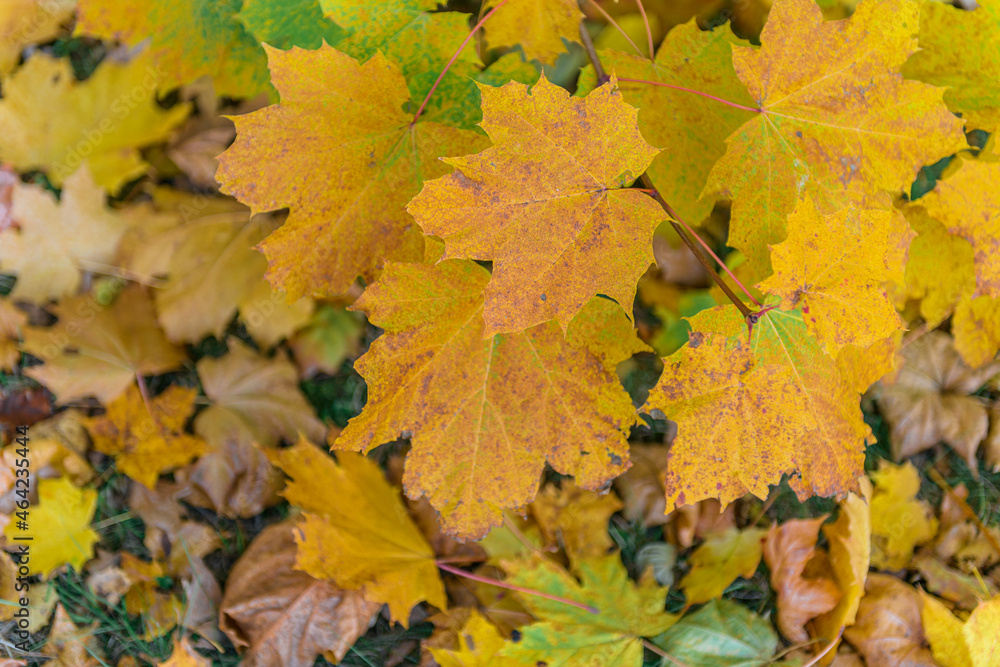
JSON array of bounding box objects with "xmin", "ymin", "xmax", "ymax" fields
[
  {"xmin": 333, "ymin": 259, "xmax": 641, "ymax": 539},
  {"xmin": 408, "ymin": 73, "xmax": 664, "ymax": 336},
  {"xmin": 216, "ymin": 44, "xmax": 487, "ymax": 299}
]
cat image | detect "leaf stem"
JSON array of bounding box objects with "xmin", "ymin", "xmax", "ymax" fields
[
  {"xmin": 617, "ymin": 78, "xmax": 762, "ymax": 113},
  {"xmin": 637, "ymin": 174, "xmax": 754, "ymax": 318},
  {"xmin": 643, "ymin": 639, "xmax": 688, "ymax": 666},
  {"xmin": 584, "ymin": 0, "xmax": 647, "ymax": 63},
  {"xmin": 436, "ymin": 561, "xmax": 599, "ymax": 614},
  {"xmin": 411, "ymin": 0, "xmax": 510, "ymax": 125},
  {"xmin": 634, "ymin": 0, "xmax": 655, "ymax": 60}
]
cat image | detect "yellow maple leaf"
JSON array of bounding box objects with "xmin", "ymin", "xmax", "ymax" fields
[
  {"xmin": 757, "ymin": 197, "xmax": 913, "ymax": 355},
  {"xmin": 430, "ymin": 609, "xmax": 522, "ymax": 667},
  {"xmin": 901, "ymin": 205, "xmax": 977, "ymax": 329},
  {"xmin": 902, "ymin": 0, "xmax": 1000, "ymax": 133},
  {"xmin": 272, "ymin": 438, "xmax": 445, "ymax": 626},
  {"xmin": 922, "ymin": 592, "xmax": 1000, "ymax": 667},
  {"xmin": 334, "ymin": 260, "xmax": 640, "ymax": 539},
  {"xmin": 679, "ymin": 527, "xmax": 767, "ymax": 605},
  {"xmin": 483, "ymin": 0, "xmax": 583, "ymax": 64},
  {"xmin": 530, "ymin": 482, "xmax": 623, "ymax": 560},
  {"xmin": 22, "ymin": 286, "xmax": 185, "ymax": 404},
  {"xmin": 953, "ymin": 296, "xmax": 1000, "ymax": 369},
  {"xmin": 0, "ymin": 53, "xmax": 189, "ymax": 192},
  {"xmin": 3, "ymin": 477, "xmax": 98, "ymax": 576},
  {"xmin": 0, "ymin": 0, "xmax": 76, "ymax": 75},
  {"xmin": 409, "ymin": 74, "xmax": 663, "ymax": 335},
  {"xmin": 645, "ymin": 332, "xmax": 815, "ymax": 508},
  {"xmin": 703, "ymin": 0, "xmax": 966, "ymax": 277},
  {"xmin": 869, "ymin": 460, "xmax": 938, "ymax": 570},
  {"xmin": 76, "ymin": 0, "xmax": 271, "ymax": 99},
  {"xmin": 217, "ymin": 44, "xmax": 488, "ymax": 299},
  {"xmin": 811, "ymin": 483, "xmax": 872, "ymax": 661},
  {"xmin": 0, "ymin": 166, "xmax": 130, "ymax": 303},
  {"xmin": 917, "ymin": 153, "xmax": 1000, "ymax": 300},
  {"xmin": 84, "ymin": 385, "xmax": 208, "ymax": 489}
]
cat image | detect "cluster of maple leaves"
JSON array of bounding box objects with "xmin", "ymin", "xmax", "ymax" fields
[{"xmin": 1, "ymin": 0, "xmax": 1000, "ymax": 664}]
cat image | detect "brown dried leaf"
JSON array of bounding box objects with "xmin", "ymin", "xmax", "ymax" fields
[
  {"xmin": 220, "ymin": 520, "xmax": 380, "ymax": 667},
  {"xmin": 843, "ymin": 574, "xmax": 938, "ymax": 667}
]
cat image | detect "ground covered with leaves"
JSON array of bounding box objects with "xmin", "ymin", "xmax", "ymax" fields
[{"xmin": 2, "ymin": 0, "xmax": 1000, "ymax": 666}]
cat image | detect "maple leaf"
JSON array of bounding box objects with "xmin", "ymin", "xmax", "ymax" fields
[
  {"xmin": 953, "ymin": 296, "xmax": 1000, "ymax": 370},
  {"xmin": 483, "ymin": 0, "xmax": 583, "ymax": 64},
  {"xmin": 429, "ymin": 610, "xmax": 522, "ymax": 667},
  {"xmin": 0, "ymin": 53, "xmax": 190, "ymax": 192},
  {"xmin": 237, "ymin": 0, "xmax": 343, "ymax": 50},
  {"xmin": 216, "ymin": 44, "xmax": 487, "ymax": 299},
  {"xmin": 648, "ymin": 598, "xmax": 780, "ymax": 667},
  {"xmin": 702, "ymin": 0, "xmax": 966, "ymax": 276},
  {"xmin": 84, "ymin": 385, "xmax": 207, "ymax": 489},
  {"xmin": 682, "ymin": 304, "xmax": 872, "ymax": 504},
  {"xmin": 0, "ymin": 0, "xmax": 76, "ymax": 75},
  {"xmin": 901, "ymin": 205, "xmax": 977, "ymax": 329},
  {"xmin": 869, "ymin": 460, "xmax": 938, "ymax": 570},
  {"xmin": 810, "ymin": 486, "xmax": 871, "ymax": 656},
  {"xmin": 921, "ymin": 591, "xmax": 974, "ymax": 667},
  {"xmin": 902, "ymin": 0, "xmax": 1000, "ymax": 133},
  {"xmin": 3, "ymin": 477, "xmax": 98, "ymax": 576},
  {"xmin": 499, "ymin": 553, "xmax": 678, "ymax": 666},
  {"xmin": 22, "ymin": 286, "xmax": 185, "ymax": 404},
  {"xmin": 530, "ymin": 482, "xmax": 623, "ymax": 560},
  {"xmin": 42, "ymin": 604, "xmax": 104, "ymax": 667},
  {"xmin": 917, "ymin": 154, "xmax": 1000, "ymax": 300},
  {"xmin": 220, "ymin": 520, "xmax": 380, "ymax": 666},
  {"xmin": 644, "ymin": 331, "xmax": 815, "ymax": 508},
  {"xmin": 0, "ymin": 167, "xmax": 130, "ymax": 303},
  {"xmin": 679, "ymin": 527, "xmax": 767, "ymax": 605},
  {"xmin": 409, "ymin": 73, "xmax": 664, "ymax": 335},
  {"xmin": 876, "ymin": 331, "xmax": 999, "ymax": 465},
  {"xmin": 176, "ymin": 436, "xmax": 284, "ymax": 519},
  {"xmin": 844, "ymin": 574, "xmax": 938, "ymax": 666},
  {"xmin": 273, "ymin": 438, "xmax": 445, "ymax": 626},
  {"xmin": 75, "ymin": 0, "xmax": 271, "ymax": 99},
  {"xmin": 143, "ymin": 209, "xmax": 280, "ymax": 343},
  {"xmin": 757, "ymin": 197, "xmax": 914, "ymax": 354},
  {"xmin": 194, "ymin": 340, "xmax": 324, "ymax": 448},
  {"xmin": 579, "ymin": 20, "xmax": 755, "ymax": 225},
  {"xmin": 764, "ymin": 517, "xmax": 841, "ymax": 643},
  {"xmin": 334, "ymin": 260, "xmax": 640, "ymax": 539}
]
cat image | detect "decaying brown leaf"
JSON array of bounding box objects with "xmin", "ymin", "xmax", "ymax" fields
[
  {"xmin": 220, "ymin": 520, "xmax": 380, "ymax": 667},
  {"xmin": 844, "ymin": 573, "xmax": 938, "ymax": 666}
]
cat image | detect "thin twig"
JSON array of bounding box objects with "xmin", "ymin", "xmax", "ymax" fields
[
  {"xmin": 634, "ymin": 0, "xmax": 655, "ymax": 60},
  {"xmin": 638, "ymin": 175, "xmax": 754, "ymax": 318},
  {"xmin": 436, "ymin": 561, "xmax": 599, "ymax": 614},
  {"xmin": 579, "ymin": 21, "xmax": 607, "ymax": 83}
]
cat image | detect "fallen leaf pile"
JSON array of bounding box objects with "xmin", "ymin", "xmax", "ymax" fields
[{"xmin": 1, "ymin": 0, "xmax": 999, "ymax": 665}]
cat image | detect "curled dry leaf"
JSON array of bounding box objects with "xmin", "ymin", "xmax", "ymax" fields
[
  {"xmin": 42, "ymin": 604, "xmax": 103, "ymax": 667},
  {"xmin": 174, "ymin": 436, "xmax": 284, "ymax": 519},
  {"xmin": 844, "ymin": 573, "xmax": 937, "ymax": 667},
  {"xmin": 763, "ymin": 517, "xmax": 841, "ymax": 643},
  {"xmin": 876, "ymin": 331, "xmax": 1000, "ymax": 466},
  {"xmin": 127, "ymin": 482, "xmax": 221, "ymax": 577},
  {"xmin": 220, "ymin": 520, "xmax": 380, "ymax": 667}
]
